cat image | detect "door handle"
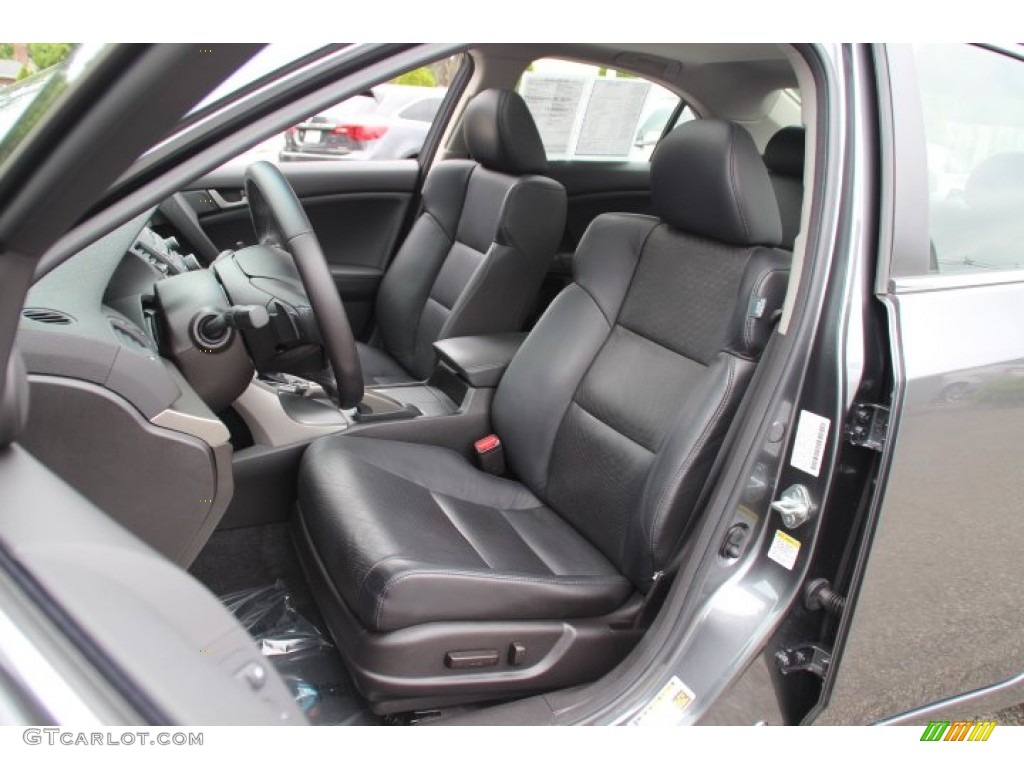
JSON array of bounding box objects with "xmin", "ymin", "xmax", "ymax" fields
[{"xmin": 208, "ymin": 189, "xmax": 248, "ymax": 210}]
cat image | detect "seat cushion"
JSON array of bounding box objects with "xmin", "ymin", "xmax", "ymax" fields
[
  {"xmin": 298, "ymin": 435, "xmax": 633, "ymax": 632},
  {"xmin": 356, "ymin": 342, "xmax": 416, "ymax": 386}
]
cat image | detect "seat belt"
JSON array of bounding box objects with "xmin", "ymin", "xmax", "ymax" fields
[{"xmin": 634, "ymin": 328, "xmax": 782, "ymax": 629}]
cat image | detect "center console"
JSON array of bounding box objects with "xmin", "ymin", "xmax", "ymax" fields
[{"xmin": 220, "ymin": 333, "xmax": 526, "ymax": 528}]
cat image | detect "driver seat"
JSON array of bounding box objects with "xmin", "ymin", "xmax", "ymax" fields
[
  {"xmin": 296, "ymin": 119, "xmax": 789, "ymax": 712},
  {"xmin": 357, "ymin": 89, "xmax": 566, "ymax": 385}
]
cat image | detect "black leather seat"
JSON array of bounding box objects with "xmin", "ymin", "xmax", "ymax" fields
[
  {"xmin": 763, "ymin": 126, "xmax": 805, "ymax": 250},
  {"xmin": 299, "ymin": 436, "xmax": 632, "ymax": 631},
  {"xmin": 357, "ymin": 89, "xmax": 566, "ymax": 385},
  {"xmin": 297, "ymin": 119, "xmax": 789, "ymax": 711}
]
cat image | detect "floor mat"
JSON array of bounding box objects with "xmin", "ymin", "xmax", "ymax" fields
[
  {"xmin": 190, "ymin": 524, "xmax": 376, "ymax": 725},
  {"xmin": 190, "ymin": 523, "xmax": 324, "ymax": 627},
  {"xmin": 221, "ymin": 581, "xmax": 378, "ymax": 726}
]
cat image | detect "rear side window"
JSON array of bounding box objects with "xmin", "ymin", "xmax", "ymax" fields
[
  {"xmin": 398, "ymin": 97, "xmax": 443, "ymax": 123},
  {"xmin": 517, "ymin": 58, "xmax": 684, "ymax": 162},
  {"xmin": 915, "ymin": 45, "xmax": 1024, "ymax": 274}
]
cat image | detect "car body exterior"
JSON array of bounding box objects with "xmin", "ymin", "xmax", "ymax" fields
[
  {"xmin": 280, "ymin": 83, "xmax": 447, "ymax": 161},
  {"xmin": 0, "ymin": 42, "xmax": 1020, "ymax": 733}
]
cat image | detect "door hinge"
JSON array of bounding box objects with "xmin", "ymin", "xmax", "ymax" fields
[
  {"xmin": 845, "ymin": 403, "xmax": 890, "ymax": 451},
  {"xmin": 774, "ymin": 642, "xmax": 833, "ymax": 678}
]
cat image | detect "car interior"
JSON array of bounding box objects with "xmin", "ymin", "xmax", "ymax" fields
[
  {"xmin": 354, "ymin": 87, "xmax": 566, "ymax": 386},
  {"xmin": 9, "ymin": 42, "xmax": 817, "ymax": 724}
]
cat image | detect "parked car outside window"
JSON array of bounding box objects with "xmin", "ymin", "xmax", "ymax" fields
[{"xmin": 280, "ymin": 83, "xmax": 449, "ymax": 162}]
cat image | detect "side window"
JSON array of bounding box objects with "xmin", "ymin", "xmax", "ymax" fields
[
  {"xmin": 516, "ymin": 58, "xmax": 683, "ymax": 162},
  {"xmin": 915, "ymin": 45, "xmax": 1024, "ymax": 274},
  {"xmin": 245, "ymin": 54, "xmax": 462, "ymax": 164},
  {"xmin": 398, "ymin": 97, "xmax": 443, "ymax": 123}
]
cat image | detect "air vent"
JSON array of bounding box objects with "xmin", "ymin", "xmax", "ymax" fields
[{"xmin": 22, "ymin": 307, "xmax": 74, "ymax": 325}]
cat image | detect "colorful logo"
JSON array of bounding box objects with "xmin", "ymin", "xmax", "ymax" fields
[{"xmin": 920, "ymin": 720, "xmax": 996, "ymax": 742}]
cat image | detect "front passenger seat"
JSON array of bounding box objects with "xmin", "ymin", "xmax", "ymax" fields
[
  {"xmin": 357, "ymin": 89, "xmax": 567, "ymax": 385},
  {"xmin": 296, "ymin": 119, "xmax": 790, "ymax": 711}
]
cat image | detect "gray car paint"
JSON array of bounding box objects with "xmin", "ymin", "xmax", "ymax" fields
[
  {"xmin": 820, "ymin": 282, "xmax": 1024, "ymax": 723},
  {"xmin": 816, "ymin": 44, "xmax": 1024, "ymax": 725}
]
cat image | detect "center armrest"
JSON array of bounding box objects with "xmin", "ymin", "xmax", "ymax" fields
[{"xmin": 432, "ymin": 333, "xmax": 527, "ymax": 389}]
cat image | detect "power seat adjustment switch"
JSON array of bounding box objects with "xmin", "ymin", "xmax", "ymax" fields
[{"xmin": 444, "ymin": 649, "xmax": 499, "ymax": 670}]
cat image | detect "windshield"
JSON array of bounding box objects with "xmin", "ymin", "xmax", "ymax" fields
[
  {"xmin": 0, "ymin": 70, "xmax": 56, "ymax": 140},
  {"xmin": 0, "ymin": 44, "xmax": 106, "ymax": 172}
]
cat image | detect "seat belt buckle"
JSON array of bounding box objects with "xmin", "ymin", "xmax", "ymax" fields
[{"xmin": 474, "ymin": 434, "xmax": 506, "ymax": 476}]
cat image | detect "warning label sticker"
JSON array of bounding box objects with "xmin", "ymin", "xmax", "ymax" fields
[
  {"xmin": 767, "ymin": 529, "xmax": 801, "ymax": 571},
  {"xmin": 630, "ymin": 676, "xmax": 696, "ymax": 726},
  {"xmin": 790, "ymin": 410, "xmax": 830, "ymax": 477}
]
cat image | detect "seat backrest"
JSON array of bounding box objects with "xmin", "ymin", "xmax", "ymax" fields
[
  {"xmin": 493, "ymin": 120, "xmax": 790, "ymax": 589},
  {"xmin": 373, "ymin": 89, "xmax": 567, "ymax": 379},
  {"xmin": 763, "ymin": 126, "xmax": 805, "ymax": 250}
]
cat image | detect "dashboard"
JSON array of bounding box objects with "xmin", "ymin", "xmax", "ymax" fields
[
  {"xmin": 129, "ymin": 226, "xmax": 201, "ymax": 278},
  {"xmin": 18, "ymin": 211, "xmax": 193, "ymax": 412},
  {"xmin": 17, "ymin": 208, "xmax": 249, "ymax": 423},
  {"xmin": 15, "ymin": 210, "xmax": 236, "ymax": 567}
]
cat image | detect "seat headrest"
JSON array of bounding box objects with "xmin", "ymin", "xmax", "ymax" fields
[
  {"xmin": 764, "ymin": 126, "xmax": 806, "ymax": 179},
  {"xmin": 463, "ymin": 89, "xmax": 548, "ymax": 176},
  {"xmin": 651, "ymin": 119, "xmax": 782, "ymax": 247}
]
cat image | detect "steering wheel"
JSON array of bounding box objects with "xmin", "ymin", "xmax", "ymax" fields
[{"xmin": 243, "ymin": 161, "xmax": 364, "ymax": 408}]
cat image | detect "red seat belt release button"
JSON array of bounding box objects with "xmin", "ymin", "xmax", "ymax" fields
[{"xmin": 474, "ymin": 434, "xmax": 506, "ymax": 476}]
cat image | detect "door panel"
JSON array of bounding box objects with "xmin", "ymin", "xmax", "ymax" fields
[
  {"xmin": 181, "ymin": 160, "xmax": 419, "ymax": 340},
  {"xmin": 823, "ymin": 44, "xmax": 1024, "ymax": 724},
  {"xmin": 823, "ymin": 284, "xmax": 1024, "ymax": 724}
]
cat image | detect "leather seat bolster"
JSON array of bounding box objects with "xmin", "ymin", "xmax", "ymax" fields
[
  {"xmin": 420, "ymin": 160, "xmax": 476, "ymax": 238},
  {"xmin": 725, "ymin": 246, "xmax": 792, "ymax": 360},
  {"xmin": 572, "ymin": 213, "xmax": 660, "ymax": 321},
  {"xmin": 627, "ymin": 352, "xmax": 757, "ymax": 580}
]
